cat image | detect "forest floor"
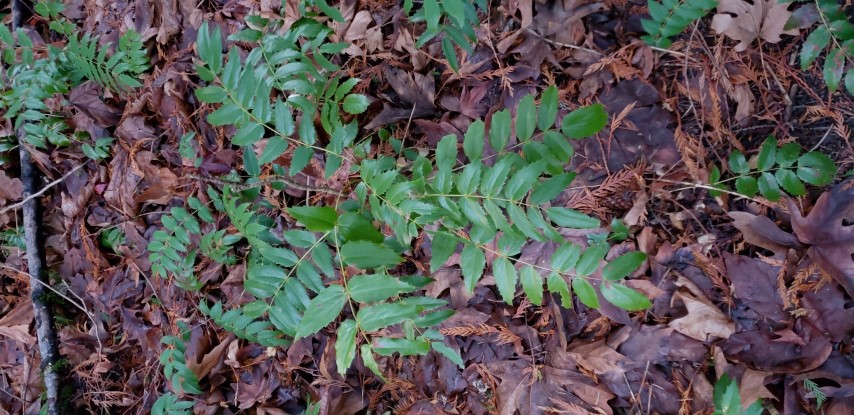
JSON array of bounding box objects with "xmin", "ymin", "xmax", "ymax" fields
[{"xmin": 1, "ymin": 0, "xmax": 854, "ymax": 414}]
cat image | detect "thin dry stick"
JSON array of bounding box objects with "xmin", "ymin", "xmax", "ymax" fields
[
  {"xmin": 809, "ymin": 126, "xmax": 833, "ymax": 152},
  {"xmin": 0, "ymin": 163, "xmax": 86, "ymax": 215},
  {"xmin": 524, "ymin": 27, "xmax": 603, "ymax": 56},
  {"xmin": 187, "ymin": 172, "xmax": 346, "ymax": 197},
  {"xmin": 0, "ymin": 263, "xmax": 102, "ymax": 354}
]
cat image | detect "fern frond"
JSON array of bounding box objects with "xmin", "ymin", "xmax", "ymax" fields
[
  {"xmin": 803, "ymin": 379, "xmax": 827, "ymax": 409},
  {"xmin": 200, "ymin": 300, "xmax": 290, "ymax": 347},
  {"xmin": 160, "ymin": 337, "xmax": 202, "ymax": 395},
  {"xmin": 642, "ymin": 0, "xmax": 718, "ymax": 48},
  {"xmin": 62, "ymin": 30, "xmax": 148, "ymax": 91},
  {"xmin": 147, "ymin": 200, "xmax": 220, "ymax": 291},
  {"xmin": 151, "ymin": 393, "xmax": 193, "ymax": 415}
]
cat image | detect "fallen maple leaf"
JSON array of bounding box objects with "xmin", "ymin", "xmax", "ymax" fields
[{"xmin": 711, "ymin": 0, "xmax": 799, "ymax": 51}]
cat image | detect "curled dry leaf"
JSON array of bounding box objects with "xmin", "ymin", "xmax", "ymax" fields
[
  {"xmin": 669, "ymin": 286, "xmax": 735, "ymax": 342},
  {"xmin": 568, "ymin": 341, "xmax": 633, "ymax": 376},
  {"xmin": 711, "ymin": 0, "xmax": 799, "ymax": 51},
  {"xmin": 729, "ymin": 211, "xmax": 803, "ymax": 257}
]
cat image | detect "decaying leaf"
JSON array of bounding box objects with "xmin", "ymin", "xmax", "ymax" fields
[
  {"xmin": 0, "ymin": 301, "xmax": 35, "ymax": 346},
  {"xmin": 711, "ymin": 0, "xmax": 799, "ymax": 51},
  {"xmin": 788, "ymin": 178, "xmax": 854, "ymax": 297},
  {"xmin": 729, "ymin": 211, "xmax": 803, "ymax": 257}
]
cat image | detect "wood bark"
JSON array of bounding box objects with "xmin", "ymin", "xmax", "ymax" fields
[{"xmin": 13, "ymin": 1, "xmax": 65, "ymax": 413}]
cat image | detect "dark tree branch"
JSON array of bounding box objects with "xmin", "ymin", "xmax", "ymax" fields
[
  {"xmin": 19, "ymin": 145, "xmax": 64, "ymax": 415},
  {"xmin": 13, "ymin": 0, "xmax": 65, "ymax": 414}
]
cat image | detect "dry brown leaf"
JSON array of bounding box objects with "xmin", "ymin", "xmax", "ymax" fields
[
  {"xmin": 0, "ymin": 300, "xmax": 35, "ymax": 346},
  {"xmin": 738, "ymin": 369, "xmax": 776, "ymax": 408},
  {"xmin": 344, "ymin": 11, "xmax": 371, "ymax": 43},
  {"xmin": 711, "ymin": 0, "xmax": 799, "ymax": 51},
  {"xmin": 568, "ymin": 342, "xmax": 633, "ymax": 375},
  {"xmin": 0, "ymin": 171, "xmax": 23, "ymax": 204},
  {"xmin": 729, "ymin": 211, "xmax": 803, "ymax": 257},
  {"xmin": 669, "ymin": 287, "xmax": 735, "ymax": 341},
  {"xmin": 187, "ymin": 338, "xmax": 233, "ymax": 380}
]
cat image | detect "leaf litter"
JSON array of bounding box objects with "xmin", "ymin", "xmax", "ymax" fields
[{"xmin": 1, "ymin": 0, "xmax": 853, "ymax": 414}]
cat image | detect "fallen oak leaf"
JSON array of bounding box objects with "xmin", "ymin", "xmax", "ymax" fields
[
  {"xmin": 787, "ymin": 178, "xmax": 854, "ymax": 297},
  {"xmin": 711, "ymin": 0, "xmax": 799, "ymax": 52},
  {"xmin": 669, "ymin": 286, "xmax": 735, "ymax": 342}
]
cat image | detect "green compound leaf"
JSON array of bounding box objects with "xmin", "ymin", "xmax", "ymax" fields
[
  {"xmin": 735, "ymin": 176, "xmax": 758, "ymax": 197},
  {"xmin": 547, "ymin": 272, "xmax": 572, "ymax": 308},
  {"xmin": 492, "ymin": 257, "xmax": 518, "ymax": 305},
  {"xmin": 195, "ymin": 85, "xmax": 227, "ymax": 103},
  {"xmin": 777, "ymin": 143, "xmax": 801, "ymax": 168},
  {"xmin": 288, "ymin": 206, "xmax": 338, "ymax": 231},
  {"xmin": 846, "ymin": 69, "xmax": 854, "ymax": 97},
  {"xmin": 530, "ymin": 173, "xmax": 575, "ymax": 204},
  {"xmin": 775, "ymin": 169, "xmax": 806, "ymax": 196},
  {"xmin": 341, "ymin": 241, "xmax": 403, "ymax": 269},
  {"xmin": 335, "ymin": 319, "xmax": 358, "ymax": 376},
  {"xmin": 360, "ymin": 344, "xmax": 386, "ymax": 381},
  {"xmin": 823, "ymin": 48, "xmax": 846, "ymax": 94},
  {"xmin": 342, "ymin": 94, "xmax": 369, "ymax": 114},
  {"xmin": 357, "ymin": 301, "xmax": 421, "ymax": 332},
  {"xmin": 233, "ymin": 122, "xmax": 265, "ymax": 146},
  {"xmin": 709, "ymin": 165, "xmax": 725, "ymax": 197},
  {"xmin": 551, "ymin": 243, "xmax": 581, "ymax": 273},
  {"xmin": 756, "ymin": 136, "xmax": 777, "ymax": 171},
  {"xmin": 295, "ymin": 285, "xmax": 346, "ymax": 339},
  {"xmin": 728, "ymin": 150, "xmax": 750, "ymax": 175},
  {"xmin": 348, "ymin": 274, "xmax": 418, "ymax": 303},
  {"xmin": 515, "ymin": 93, "xmax": 537, "ymax": 141},
  {"xmin": 602, "ymin": 251, "xmax": 647, "ymax": 281},
  {"xmin": 520, "ymin": 265, "xmax": 544, "ymax": 306},
  {"xmin": 461, "ymin": 244, "xmax": 486, "ymax": 293},
  {"xmin": 429, "ymin": 232, "xmax": 458, "ymax": 271},
  {"xmin": 714, "ymin": 374, "xmax": 742, "ymax": 415},
  {"xmin": 545, "ymin": 207, "xmax": 600, "ymax": 229},
  {"xmin": 797, "ymin": 151, "xmax": 836, "ymax": 186},
  {"xmin": 463, "ymin": 119, "xmax": 485, "ymax": 160},
  {"xmin": 600, "ymin": 283, "xmax": 651, "ymax": 311},
  {"xmin": 572, "ymin": 277, "xmax": 599, "ymax": 309},
  {"xmin": 373, "ymin": 337, "xmax": 431, "ymax": 356},
  {"xmin": 538, "ymin": 85, "xmax": 559, "ymax": 131},
  {"xmin": 338, "ymin": 212, "xmax": 384, "ymax": 243},
  {"xmin": 801, "ymin": 26, "xmax": 830, "ymax": 70},
  {"xmin": 441, "ymin": 37, "xmax": 460, "ymax": 73},
  {"xmin": 489, "ymin": 109, "xmax": 512, "ymax": 152},
  {"xmin": 758, "ymin": 172, "xmax": 782, "ymax": 201},
  {"xmin": 561, "ymin": 104, "xmax": 608, "ymax": 139},
  {"xmin": 431, "ymin": 341, "xmax": 465, "ymax": 368},
  {"xmin": 575, "ymin": 243, "xmax": 609, "ymax": 277}
]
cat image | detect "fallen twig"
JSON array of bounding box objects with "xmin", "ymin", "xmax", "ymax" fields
[
  {"xmin": 19, "ymin": 145, "xmax": 65, "ymax": 415},
  {"xmin": 0, "ymin": 163, "xmax": 85, "ymax": 215},
  {"xmin": 187, "ymin": 172, "xmax": 346, "ymax": 198},
  {"xmin": 13, "ymin": 1, "xmax": 66, "ymax": 413}
]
